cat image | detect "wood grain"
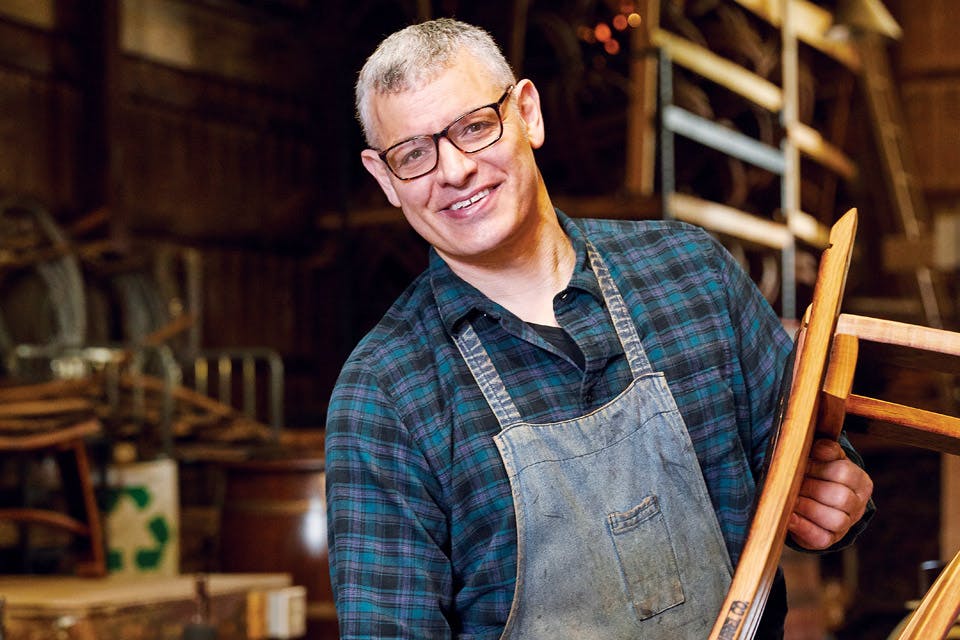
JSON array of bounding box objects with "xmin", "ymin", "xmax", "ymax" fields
[
  {"xmin": 894, "ymin": 549, "xmax": 960, "ymax": 639},
  {"xmin": 708, "ymin": 208, "xmax": 858, "ymax": 639}
]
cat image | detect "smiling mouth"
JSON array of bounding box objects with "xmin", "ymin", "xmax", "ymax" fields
[{"xmin": 449, "ymin": 188, "xmax": 491, "ymax": 211}]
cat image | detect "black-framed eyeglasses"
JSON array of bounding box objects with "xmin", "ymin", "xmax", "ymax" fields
[{"xmin": 377, "ymin": 85, "xmax": 514, "ymax": 180}]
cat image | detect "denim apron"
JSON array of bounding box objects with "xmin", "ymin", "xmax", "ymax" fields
[{"xmin": 453, "ymin": 242, "xmax": 733, "ymax": 639}]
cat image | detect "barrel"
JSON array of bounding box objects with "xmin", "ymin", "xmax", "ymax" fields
[{"xmin": 219, "ymin": 456, "xmax": 338, "ymax": 639}]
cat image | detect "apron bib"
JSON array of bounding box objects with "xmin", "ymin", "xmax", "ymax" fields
[{"xmin": 453, "ymin": 242, "xmax": 732, "ymax": 639}]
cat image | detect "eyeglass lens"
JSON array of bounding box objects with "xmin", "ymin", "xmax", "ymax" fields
[{"xmin": 385, "ymin": 106, "xmax": 503, "ymax": 179}]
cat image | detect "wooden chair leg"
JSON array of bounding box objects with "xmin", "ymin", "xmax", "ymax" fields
[
  {"xmin": 0, "ymin": 419, "xmax": 107, "ymax": 577},
  {"xmin": 893, "ymin": 549, "xmax": 960, "ymax": 640},
  {"xmin": 64, "ymin": 439, "xmax": 107, "ymax": 577}
]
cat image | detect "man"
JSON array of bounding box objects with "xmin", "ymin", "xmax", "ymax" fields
[{"xmin": 326, "ymin": 18, "xmax": 873, "ymax": 639}]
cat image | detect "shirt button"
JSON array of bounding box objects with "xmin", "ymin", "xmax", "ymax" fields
[{"xmin": 559, "ymin": 291, "xmax": 569, "ymax": 301}]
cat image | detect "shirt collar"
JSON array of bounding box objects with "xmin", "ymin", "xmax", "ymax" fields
[{"xmin": 430, "ymin": 209, "xmax": 604, "ymax": 335}]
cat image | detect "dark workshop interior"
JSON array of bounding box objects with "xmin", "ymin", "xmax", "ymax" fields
[{"xmin": 0, "ymin": 0, "xmax": 958, "ymax": 638}]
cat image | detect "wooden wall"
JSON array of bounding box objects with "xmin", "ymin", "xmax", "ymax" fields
[
  {"xmin": 0, "ymin": 2, "xmax": 957, "ymax": 638},
  {"xmin": 0, "ymin": 1, "xmax": 87, "ymax": 213},
  {"xmin": 896, "ymin": 0, "xmax": 960, "ymax": 201},
  {"xmin": 0, "ymin": 0, "xmax": 427, "ymax": 425}
]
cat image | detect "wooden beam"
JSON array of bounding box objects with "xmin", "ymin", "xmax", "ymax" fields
[
  {"xmin": 625, "ymin": 0, "xmax": 660, "ymax": 196},
  {"xmin": 668, "ymin": 193, "xmax": 791, "ymax": 249},
  {"xmin": 788, "ymin": 122, "xmax": 858, "ymax": 180},
  {"xmin": 944, "ymin": 455, "xmax": 960, "ymax": 563},
  {"xmin": 732, "ymin": 0, "xmax": 862, "ymax": 70},
  {"xmin": 651, "ymin": 28, "xmax": 783, "ymax": 112},
  {"xmin": 845, "ymin": 395, "xmax": 960, "ymax": 456},
  {"xmin": 787, "ymin": 209, "xmax": 831, "ymax": 248},
  {"xmin": 835, "ymin": 313, "xmax": 960, "ymax": 369}
]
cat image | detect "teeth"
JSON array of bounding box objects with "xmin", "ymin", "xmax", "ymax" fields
[{"xmin": 451, "ymin": 188, "xmax": 490, "ymax": 211}]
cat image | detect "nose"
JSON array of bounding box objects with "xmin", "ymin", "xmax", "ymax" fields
[{"xmin": 435, "ymin": 136, "xmax": 477, "ymax": 185}]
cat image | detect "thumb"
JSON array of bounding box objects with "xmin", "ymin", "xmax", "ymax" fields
[{"xmin": 809, "ymin": 438, "xmax": 845, "ymax": 462}]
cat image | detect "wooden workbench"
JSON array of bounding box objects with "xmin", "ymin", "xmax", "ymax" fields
[{"xmin": 0, "ymin": 572, "xmax": 291, "ymax": 639}]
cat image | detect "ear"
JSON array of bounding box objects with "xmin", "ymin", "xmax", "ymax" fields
[
  {"xmin": 360, "ymin": 149, "xmax": 401, "ymax": 207},
  {"xmin": 514, "ymin": 79, "xmax": 545, "ymax": 150}
]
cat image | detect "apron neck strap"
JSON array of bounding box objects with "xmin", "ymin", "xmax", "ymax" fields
[{"xmin": 451, "ymin": 239, "xmax": 654, "ymax": 427}]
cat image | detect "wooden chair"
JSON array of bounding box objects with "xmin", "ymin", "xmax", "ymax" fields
[
  {"xmin": 0, "ymin": 384, "xmax": 107, "ymax": 577},
  {"xmin": 708, "ymin": 208, "xmax": 960, "ymax": 639},
  {"xmin": 820, "ymin": 316, "xmax": 960, "ymax": 639}
]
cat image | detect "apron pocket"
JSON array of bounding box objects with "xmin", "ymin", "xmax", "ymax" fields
[{"xmin": 607, "ymin": 495, "xmax": 685, "ymax": 620}]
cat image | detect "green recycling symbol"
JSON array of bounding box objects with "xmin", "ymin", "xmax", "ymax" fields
[{"xmin": 104, "ymin": 485, "xmax": 172, "ymax": 572}]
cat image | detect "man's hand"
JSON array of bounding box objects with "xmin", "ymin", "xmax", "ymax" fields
[{"xmin": 788, "ymin": 439, "xmax": 874, "ymax": 550}]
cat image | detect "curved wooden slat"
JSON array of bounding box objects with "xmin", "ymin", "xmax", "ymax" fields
[
  {"xmin": 708, "ymin": 208, "xmax": 858, "ymax": 640},
  {"xmin": 0, "ymin": 508, "xmax": 91, "ymax": 536},
  {"xmin": 0, "ymin": 418, "xmax": 101, "ymax": 450},
  {"xmin": 894, "ymin": 549, "xmax": 960, "ymax": 639}
]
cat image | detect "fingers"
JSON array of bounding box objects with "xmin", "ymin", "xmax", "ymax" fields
[
  {"xmin": 788, "ymin": 439, "xmax": 874, "ymax": 550},
  {"xmin": 788, "ymin": 484, "xmax": 859, "ymax": 550},
  {"xmin": 804, "ymin": 440, "xmax": 874, "ymax": 503},
  {"xmin": 809, "ymin": 438, "xmax": 845, "ymax": 462},
  {"xmin": 788, "ymin": 511, "xmax": 840, "ymax": 550},
  {"xmin": 798, "ymin": 476, "xmax": 867, "ymax": 522}
]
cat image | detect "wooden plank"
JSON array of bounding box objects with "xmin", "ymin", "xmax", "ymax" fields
[
  {"xmin": 732, "ymin": 0, "xmax": 862, "ymax": 70},
  {"xmin": 0, "ymin": 509, "xmax": 90, "ymax": 536},
  {"xmin": 788, "ymin": 122, "xmax": 858, "ymax": 180},
  {"xmin": 835, "ymin": 313, "xmax": 960, "ymax": 372},
  {"xmin": 893, "ymin": 548, "xmax": 960, "ymax": 639},
  {"xmin": 0, "ymin": 573, "xmax": 289, "ymax": 612},
  {"xmin": 1, "ymin": 572, "xmax": 293, "ymax": 639},
  {"xmin": 668, "ymin": 193, "xmax": 790, "ymax": 249},
  {"xmin": 652, "ymin": 28, "xmax": 783, "ymax": 112},
  {"xmin": 787, "ymin": 209, "xmax": 830, "ymax": 248},
  {"xmin": 845, "ymin": 394, "xmax": 960, "ymax": 456},
  {"xmin": 0, "ymin": 399, "xmax": 94, "ymax": 419},
  {"xmin": 0, "ymin": 419, "xmax": 101, "ymax": 450},
  {"xmin": 945, "ymin": 455, "xmax": 960, "ymax": 563},
  {"xmin": 709, "ymin": 209, "xmax": 858, "ymax": 640}
]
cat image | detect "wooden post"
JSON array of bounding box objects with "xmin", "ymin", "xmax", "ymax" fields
[
  {"xmin": 944, "ymin": 454, "xmax": 960, "ymax": 562},
  {"xmin": 625, "ymin": 0, "xmax": 659, "ymax": 197}
]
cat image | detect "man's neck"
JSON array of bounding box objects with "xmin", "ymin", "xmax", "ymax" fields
[{"xmin": 442, "ymin": 218, "xmax": 576, "ymax": 327}]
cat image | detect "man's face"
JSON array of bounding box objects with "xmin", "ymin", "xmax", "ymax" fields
[{"xmin": 360, "ymin": 50, "xmax": 548, "ymax": 270}]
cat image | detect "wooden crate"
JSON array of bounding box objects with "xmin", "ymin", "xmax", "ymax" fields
[{"xmin": 1, "ymin": 573, "xmax": 290, "ymax": 639}]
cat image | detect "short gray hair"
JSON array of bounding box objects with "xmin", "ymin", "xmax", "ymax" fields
[{"xmin": 356, "ymin": 18, "xmax": 516, "ymax": 148}]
